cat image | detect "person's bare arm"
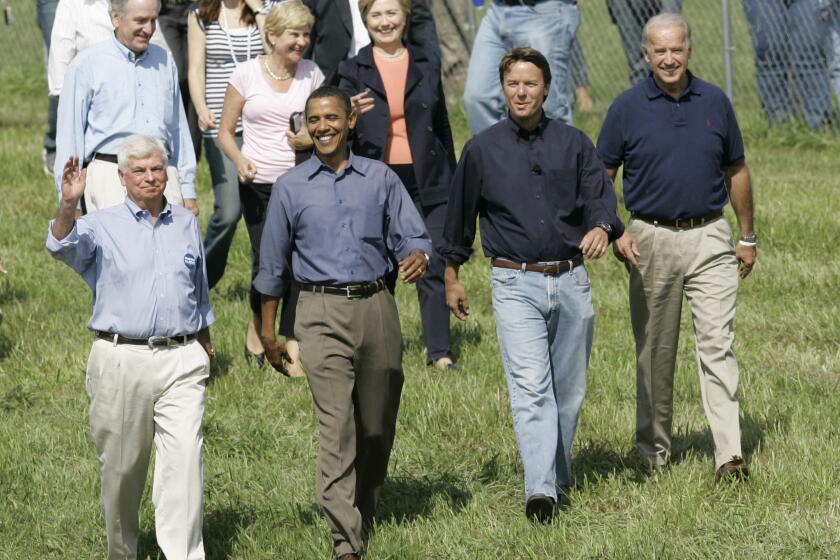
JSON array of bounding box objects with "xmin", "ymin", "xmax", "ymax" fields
[
  {"xmin": 259, "ymin": 294, "xmax": 292, "ymax": 375},
  {"xmin": 187, "ymin": 12, "xmax": 215, "ymax": 133},
  {"xmin": 604, "ymin": 166, "xmax": 640, "ymax": 267},
  {"xmin": 218, "ymin": 85, "xmax": 257, "ymax": 182},
  {"xmin": 444, "ymin": 262, "xmax": 470, "ymax": 321},
  {"xmin": 52, "ymin": 157, "xmax": 87, "ymax": 240},
  {"xmin": 725, "ymin": 163, "xmax": 757, "ymax": 278}
]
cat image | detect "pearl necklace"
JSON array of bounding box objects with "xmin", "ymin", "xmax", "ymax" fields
[{"xmin": 263, "ymin": 56, "xmax": 293, "ymax": 81}]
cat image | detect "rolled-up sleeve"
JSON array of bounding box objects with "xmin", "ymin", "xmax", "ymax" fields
[
  {"xmin": 385, "ymin": 169, "xmax": 432, "ymax": 260},
  {"xmin": 45, "ymin": 219, "xmax": 97, "ymax": 280},
  {"xmin": 254, "ymin": 185, "xmax": 293, "ymax": 297},
  {"xmin": 439, "ymin": 139, "xmax": 481, "ymax": 265}
]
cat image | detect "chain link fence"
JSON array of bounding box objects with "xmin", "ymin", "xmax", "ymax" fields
[
  {"xmin": 3, "ymin": 0, "xmax": 840, "ymax": 133},
  {"xmin": 436, "ymin": 0, "xmax": 840, "ymax": 133}
]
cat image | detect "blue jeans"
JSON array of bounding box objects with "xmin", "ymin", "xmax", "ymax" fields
[
  {"xmin": 490, "ymin": 265, "xmax": 594, "ymax": 498},
  {"xmin": 37, "ymin": 0, "xmax": 59, "ymax": 153},
  {"xmin": 826, "ymin": 3, "xmax": 840, "ymax": 103},
  {"xmin": 463, "ymin": 0, "xmax": 579, "ymax": 134},
  {"xmin": 204, "ymin": 135, "xmax": 243, "ymax": 289},
  {"xmin": 742, "ymin": 0, "xmax": 831, "ymax": 130},
  {"xmin": 606, "ymin": 0, "xmax": 683, "ymax": 86}
]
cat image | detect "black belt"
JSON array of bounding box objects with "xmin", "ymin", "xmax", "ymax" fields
[
  {"xmin": 96, "ymin": 331, "xmax": 196, "ymax": 347},
  {"xmin": 492, "ymin": 256, "xmax": 583, "ymax": 275},
  {"xmin": 83, "ymin": 153, "xmax": 118, "ymax": 169},
  {"xmin": 632, "ymin": 210, "xmax": 722, "ymax": 230},
  {"xmin": 299, "ymin": 278, "xmax": 387, "ymax": 299}
]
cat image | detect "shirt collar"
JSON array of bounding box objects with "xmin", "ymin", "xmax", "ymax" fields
[
  {"xmin": 110, "ymin": 34, "xmax": 149, "ymax": 63},
  {"xmin": 124, "ymin": 196, "xmax": 172, "ymax": 221},
  {"xmin": 306, "ymin": 151, "xmax": 367, "ymax": 180},
  {"xmin": 504, "ymin": 111, "xmax": 550, "ymax": 140},
  {"xmin": 644, "ymin": 70, "xmax": 700, "ymax": 100}
]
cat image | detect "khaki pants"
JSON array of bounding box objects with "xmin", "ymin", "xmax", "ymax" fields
[
  {"xmin": 628, "ymin": 217, "xmax": 743, "ymax": 470},
  {"xmin": 84, "ymin": 158, "xmax": 183, "ymax": 212},
  {"xmin": 86, "ymin": 338, "xmax": 210, "ymax": 560},
  {"xmin": 295, "ymin": 289, "xmax": 403, "ymax": 557}
]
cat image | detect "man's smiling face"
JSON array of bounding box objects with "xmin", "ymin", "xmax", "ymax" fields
[{"xmin": 306, "ymin": 95, "xmax": 357, "ymax": 162}]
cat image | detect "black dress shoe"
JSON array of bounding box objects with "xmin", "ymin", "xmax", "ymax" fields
[
  {"xmin": 525, "ymin": 493, "xmax": 555, "ymax": 523},
  {"xmin": 244, "ymin": 345, "xmax": 265, "ymax": 367}
]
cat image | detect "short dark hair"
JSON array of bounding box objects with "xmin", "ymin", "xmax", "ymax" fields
[
  {"xmin": 305, "ymin": 86, "xmax": 353, "ymax": 119},
  {"xmin": 498, "ymin": 47, "xmax": 552, "ymax": 90}
]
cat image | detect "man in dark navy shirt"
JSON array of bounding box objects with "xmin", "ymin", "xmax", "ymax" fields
[
  {"xmin": 255, "ymin": 86, "xmax": 431, "ymax": 560},
  {"xmin": 597, "ymin": 13, "xmax": 757, "ymax": 481},
  {"xmin": 441, "ymin": 47, "xmax": 623, "ymax": 522}
]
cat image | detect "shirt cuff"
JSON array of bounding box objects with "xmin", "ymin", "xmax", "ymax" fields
[
  {"xmin": 436, "ymin": 244, "xmax": 473, "ymax": 266},
  {"xmin": 395, "ymin": 240, "xmax": 433, "ymax": 262},
  {"xmin": 200, "ymin": 307, "xmax": 216, "ymax": 329},
  {"xmin": 180, "ymin": 182, "xmax": 197, "ymax": 200},
  {"xmin": 45, "ymin": 220, "xmax": 78, "ymax": 252},
  {"xmin": 253, "ymin": 272, "xmax": 287, "ymax": 299}
]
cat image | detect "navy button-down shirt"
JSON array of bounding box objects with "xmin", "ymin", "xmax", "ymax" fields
[
  {"xmin": 440, "ymin": 114, "xmax": 624, "ymax": 265},
  {"xmin": 596, "ymin": 72, "xmax": 746, "ymax": 219},
  {"xmin": 254, "ymin": 153, "xmax": 432, "ymax": 298},
  {"xmin": 46, "ymin": 197, "xmax": 215, "ymax": 337}
]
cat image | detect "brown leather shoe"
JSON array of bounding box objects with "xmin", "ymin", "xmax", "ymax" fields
[{"xmin": 716, "ymin": 457, "xmax": 749, "ymax": 481}]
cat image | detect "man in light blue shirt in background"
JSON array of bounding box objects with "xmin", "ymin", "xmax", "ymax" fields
[
  {"xmin": 46, "ymin": 134, "xmax": 213, "ymax": 559},
  {"xmin": 54, "ymin": 0, "xmax": 198, "ymax": 214}
]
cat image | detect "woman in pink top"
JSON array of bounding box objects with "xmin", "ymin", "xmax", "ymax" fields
[
  {"xmin": 219, "ymin": 0, "xmax": 324, "ymax": 373},
  {"xmin": 337, "ymin": 0, "xmax": 457, "ymax": 370}
]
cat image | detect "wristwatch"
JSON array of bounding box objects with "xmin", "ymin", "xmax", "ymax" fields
[
  {"xmin": 596, "ymin": 222, "xmax": 613, "ymax": 234},
  {"xmin": 738, "ymin": 233, "xmax": 758, "ymax": 246}
]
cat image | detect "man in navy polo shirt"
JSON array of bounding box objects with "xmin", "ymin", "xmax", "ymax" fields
[{"xmin": 597, "ymin": 13, "xmax": 757, "ymax": 481}]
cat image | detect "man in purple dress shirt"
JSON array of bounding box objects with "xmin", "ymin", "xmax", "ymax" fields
[{"xmin": 255, "ymin": 86, "xmax": 431, "ymax": 560}]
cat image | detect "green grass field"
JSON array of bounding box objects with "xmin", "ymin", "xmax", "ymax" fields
[{"xmin": 1, "ymin": 1, "xmax": 840, "ymax": 558}]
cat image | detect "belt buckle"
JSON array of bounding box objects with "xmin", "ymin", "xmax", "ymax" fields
[
  {"xmin": 541, "ymin": 263, "xmax": 556, "ymax": 275},
  {"xmin": 147, "ymin": 336, "xmax": 170, "ymax": 349},
  {"xmin": 345, "ymin": 285, "xmax": 363, "ymax": 300}
]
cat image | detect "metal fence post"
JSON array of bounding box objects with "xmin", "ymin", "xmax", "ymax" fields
[{"xmin": 721, "ymin": 0, "xmax": 734, "ymax": 100}]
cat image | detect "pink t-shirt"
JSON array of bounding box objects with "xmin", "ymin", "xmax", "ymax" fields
[{"xmin": 229, "ymin": 57, "xmax": 324, "ymax": 184}]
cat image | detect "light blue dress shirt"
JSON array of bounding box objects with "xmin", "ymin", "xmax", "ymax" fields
[
  {"xmin": 53, "ymin": 36, "xmax": 197, "ymax": 199},
  {"xmin": 254, "ymin": 153, "xmax": 432, "ymax": 298},
  {"xmin": 46, "ymin": 197, "xmax": 215, "ymax": 337}
]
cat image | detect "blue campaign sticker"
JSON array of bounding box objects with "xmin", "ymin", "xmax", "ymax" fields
[{"xmin": 184, "ymin": 253, "xmax": 197, "ymax": 270}]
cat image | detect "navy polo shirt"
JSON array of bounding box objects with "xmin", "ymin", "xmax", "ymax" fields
[{"xmin": 596, "ymin": 72, "xmax": 745, "ymax": 219}]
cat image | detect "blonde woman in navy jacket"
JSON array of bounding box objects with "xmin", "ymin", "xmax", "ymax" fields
[{"xmin": 336, "ymin": 0, "xmax": 456, "ymax": 370}]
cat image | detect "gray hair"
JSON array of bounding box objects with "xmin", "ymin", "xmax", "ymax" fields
[
  {"xmin": 117, "ymin": 134, "xmax": 168, "ymax": 171},
  {"xmin": 642, "ymin": 12, "xmax": 692, "ymax": 51},
  {"xmin": 109, "ymin": 0, "xmax": 161, "ymax": 18}
]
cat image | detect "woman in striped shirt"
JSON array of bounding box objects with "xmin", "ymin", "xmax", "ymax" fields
[{"xmin": 188, "ymin": 0, "xmax": 268, "ymax": 365}]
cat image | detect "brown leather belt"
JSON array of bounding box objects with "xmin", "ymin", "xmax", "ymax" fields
[
  {"xmin": 632, "ymin": 210, "xmax": 722, "ymax": 230},
  {"xmin": 299, "ymin": 277, "xmax": 387, "ymax": 299},
  {"xmin": 96, "ymin": 331, "xmax": 196, "ymax": 347},
  {"xmin": 492, "ymin": 256, "xmax": 583, "ymax": 275}
]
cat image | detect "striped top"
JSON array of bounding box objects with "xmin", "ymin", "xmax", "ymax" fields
[{"xmin": 194, "ymin": 7, "xmax": 264, "ymax": 138}]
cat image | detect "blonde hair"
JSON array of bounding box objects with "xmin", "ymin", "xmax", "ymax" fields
[
  {"xmin": 264, "ymin": 0, "xmax": 314, "ymax": 49},
  {"xmin": 358, "ymin": 0, "xmax": 411, "ymax": 24}
]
